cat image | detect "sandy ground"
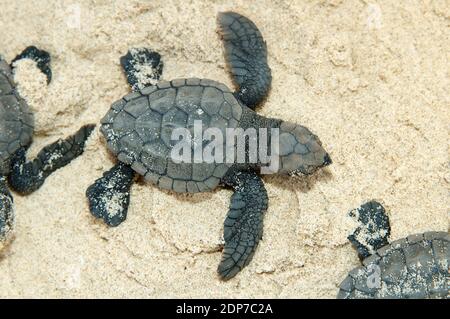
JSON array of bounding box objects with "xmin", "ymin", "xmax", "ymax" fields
[{"xmin": 0, "ymin": 0, "xmax": 448, "ymax": 298}]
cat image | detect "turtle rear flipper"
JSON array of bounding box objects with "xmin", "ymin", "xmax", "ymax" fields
[
  {"xmin": 348, "ymin": 201, "xmax": 391, "ymax": 260},
  {"xmin": 0, "ymin": 176, "xmax": 14, "ymax": 243},
  {"xmin": 8, "ymin": 124, "xmax": 95, "ymax": 194},
  {"xmin": 86, "ymin": 162, "xmax": 135, "ymax": 227},
  {"xmin": 11, "ymin": 46, "xmax": 52, "ymax": 84},
  {"xmin": 120, "ymin": 48, "xmax": 163, "ymax": 91},
  {"xmin": 217, "ymin": 12, "xmax": 272, "ymax": 109},
  {"xmin": 218, "ymin": 170, "xmax": 268, "ymax": 280}
]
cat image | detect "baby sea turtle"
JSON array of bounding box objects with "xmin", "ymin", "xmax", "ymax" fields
[
  {"xmin": 337, "ymin": 201, "xmax": 449, "ymax": 299},
  {"xmin": 0, "ymin": 46, "xmax": 94, "ymax": 247},
  {"xmin": 86, "ymin": 12, "xmax": 331, "ymax": 280}
]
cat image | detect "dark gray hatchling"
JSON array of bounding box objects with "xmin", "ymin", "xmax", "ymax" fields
[
  {"xmin": 86, "ymin": 12, "xmax": 332, "ymax": 280},
  {"xmin": 338, "ymin": 201, "xmax": 449, "ymax": 299},
  {"xmin": 0, "ymin": 47, "xmax": 94, "ymax": 248}
]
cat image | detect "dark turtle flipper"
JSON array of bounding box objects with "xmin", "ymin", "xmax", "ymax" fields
[
  {"xmin": 218, "ymin": 169, "xmax": 268, "ymax": 280},
  {"xmin": 86, "ymin": 162, "xmax": 135, "ymax": 227},
  {"xmin": 217, "ymin": 12, "xmax": 272, "ymax": 109},
  {"xmin": 0, "ymin": 176, "xmax": 14, "ymax": 242},
  {"xmin": 8, "ymin": 124, "xmax": 95, "ymax": 194},
  {"xmin": 348, "ymin": 201, "xmax": 391, "ymax": 260},
  {"xmin": 120, "ymin": 48, "xmax": 163, "ymax": 91},
  {"xmin": 11, "ymin": 46, "xmax": 52, "ymax": 84}
]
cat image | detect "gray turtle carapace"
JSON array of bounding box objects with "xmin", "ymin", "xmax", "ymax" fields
[
  {"xmin": 0, "ymin": 47, "xmax": 94, "ymax": 247},
  {"xmin": 338, "ymin": 201, "xmax": 449, "ymax": 299},
  {"xmin": 86, "ymin": 12, "xmax": 331, "ymax": 280}
]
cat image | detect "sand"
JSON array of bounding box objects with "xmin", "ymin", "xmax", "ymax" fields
[{"xmin": 0, "ymin": 0, "xmax": 448, "ymax": 298}]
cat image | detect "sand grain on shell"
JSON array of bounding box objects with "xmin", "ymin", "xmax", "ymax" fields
[{"xmin": 0, "ymin": 1, "xmax": 448, "ymax": 298}]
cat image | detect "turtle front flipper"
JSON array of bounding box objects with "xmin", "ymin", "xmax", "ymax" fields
[
  {"xmin": 0, "ymin": 176, "xmax": 14, "ymax": 245},
  {"xmin": 8, "ymin": 124, "xmax": 95, "ymax": 194},
  {"xmin": 217, "ymin": 12, "xmax": 272, "ymax": 109},
  {"xmin": 218, "ymin": 169, "xmax": 268, "ymax": 280},
  {"xmin": 120, "ymin": 48, "xmax": 163, "ymax": 91},
  {"xmin": 348, "ymin": 201, "xmax": 391, "ymax": 260},
  {"xmin": 11, "ymin": 46, "xmax": 52, "ymax": 84},
  {"xmin": 86, "ymin": 162, "xmax": 135, "ymax": 227}
]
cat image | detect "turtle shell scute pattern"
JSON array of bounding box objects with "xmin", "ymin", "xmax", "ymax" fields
[
  {"xmin": 0, "ymin": 60, "xmax": 34, "ymax": 175},
  {"xmin": 337, "ymin": 231, "xmax": 450, "ymax": 299},
  {"xmin": 100, "ymin": 78, "xmax": 243, "ymax": 193}
]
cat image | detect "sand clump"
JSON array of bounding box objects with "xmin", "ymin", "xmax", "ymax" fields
[{"xmin": 0, "ymin": 1, "xmax": 448, "ymax": 298}]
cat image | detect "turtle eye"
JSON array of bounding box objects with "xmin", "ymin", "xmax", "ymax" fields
[{"xmin": 323, "ymin": 153, "xmax": 332, "ymax": 166}]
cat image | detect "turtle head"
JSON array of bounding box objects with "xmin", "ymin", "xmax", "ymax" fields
[{"xmin": 275, "ymin": 121, "xmax": 331, "ymax": 176}]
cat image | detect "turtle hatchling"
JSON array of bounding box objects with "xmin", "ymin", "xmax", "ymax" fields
[
  {"xmin": 0, "ymin": 46, "xmax": 94, "ymax": 248},
  {"xmin": 87, "ymin": 12, "xmax": 332, "ymax": 280},
  {"xmin": 338, "ymin": 201, "xmax": 449, "ymax": 299}
]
